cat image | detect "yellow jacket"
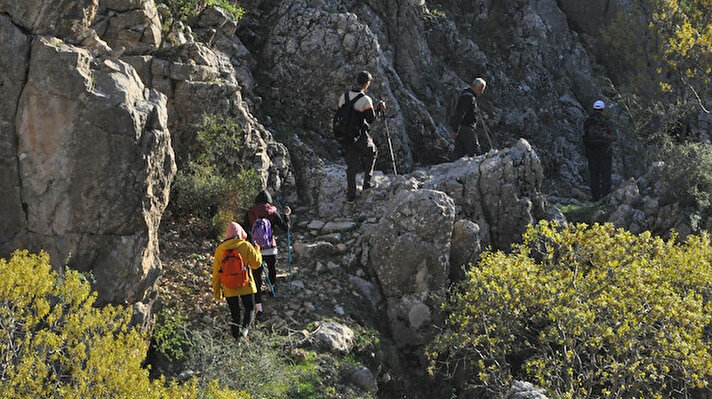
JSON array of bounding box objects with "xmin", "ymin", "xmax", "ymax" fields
[{"xmin": 212, "ymin": 238, "xmax": 262, "ymax": 299}]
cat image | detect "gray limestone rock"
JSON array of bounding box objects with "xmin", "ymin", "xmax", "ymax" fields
[
  {"xmin": 0, "ymin": 0, "xmax": 97, "ymax": 42},
  {"xmin": 366, "ymin": 189, "xmax": 455, "ymax": 298},
  {"xmin": 505, "ymin": 380, "xmax": 550, "ymax": 399},
  {"xmin": 310, "ymin": 321, "xmax": 355, "ymax": 354},
  {"xmin": 0, "ymin": 14, "xmax": 31, "ymax": 251},
  {"xmin": 12, "ymin": 38, "xmax": 175, "ymax": 325}
]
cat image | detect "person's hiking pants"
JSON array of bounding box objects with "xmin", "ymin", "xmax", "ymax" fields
[
  {"xmin": 450, "ymin": 125, "xmax": 482, "ymax": 160},
  {"xmin": 226, "ymin": 294, "xmax": 255, "ymax": 338},
  {"xmin": 587, "ymin": 152, "xmax": 612, "ymax": 201},
  {"xmin": 254, "ymin": 254, "xmax": 277, "ymax": 304},
  {"xmin": 344, "ymin": 133, "xmax": 377, "ymax": 199}
]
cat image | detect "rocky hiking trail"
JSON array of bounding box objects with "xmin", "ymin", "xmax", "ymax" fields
[
  {"xmin": 157, "ymin": 210, "xmax": 376, "ymax": 334},
  {"xmin": 153, "ymin": 201, "xmax": 400, "ymax": 396}
]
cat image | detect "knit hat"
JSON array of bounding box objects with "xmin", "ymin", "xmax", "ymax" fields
[
  {"xmin": 593, "ymin": 100, "xmax": 605, "ymax": 110},
  {"xmin": 225, "ymin": 222, "xmax": 247, "ymax": 240}
]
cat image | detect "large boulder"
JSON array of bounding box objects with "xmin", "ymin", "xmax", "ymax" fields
[
  {"xmin": 366, "ymin": 189, "xmax": 455, "ymax": 298},
  {"xmin": 0, "ymin": 0, "xmax": 97, "ymax": 42},
  {"xmin": 423, "ymin": 139, "xmax": 547, "ymax": 250},
  {"xmin": 94, "ymin": 0, "xmax": 162, "ymax": 55},
  {"xmin": 12, "ymin": 37, "xmax": 175, "ymax": 323}
]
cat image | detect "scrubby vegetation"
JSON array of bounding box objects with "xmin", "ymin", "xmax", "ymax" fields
[
  {"xmin": 150, "ymin": 312, "xmax": 383, "ymax": 398},
  {"xmin": 428, "ymin": 221, "xmax": 712, "ymax": 398},
  {"xmin": 0, "ymin": 250, "xmax": 245, "ymax": 398},
  {"xmin": 160, "ymin": 0, "xmax": 244, "ymax": 29},
  {"xmin": 659, "ymin": 143, "xmax": 712, "ymax": 229},
  {"xmin": 170, "ymin": 114, "xmax": 260, "ymax": 237},
  {"xmin": 601, "ymin": 0, "xmax": 712, "ymax": 187}
]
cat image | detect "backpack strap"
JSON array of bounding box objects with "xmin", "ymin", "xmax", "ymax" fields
[{"xmin": 346, "ymin": 91, "xmax": 365, "ymax": 109}]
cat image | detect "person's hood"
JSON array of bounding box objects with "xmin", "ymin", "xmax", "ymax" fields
[
  {"xmin": 225, "ymin": 222, "xmax": 247, "ymax": 240},
  {"xmin": 255, "ymin": 190, "xmax": 273, "ymax": 205}
]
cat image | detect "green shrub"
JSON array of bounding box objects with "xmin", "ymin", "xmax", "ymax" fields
[
  {"xmin": 161, "ymin": 0, "xmax": 244, "ymax": 24},
  {"xmin": 170, "ymin": 115, "xmax": 261, "ymax": 231},
  {"xmin": 0, "ymin": 250, "xmax": 245, "ymax": 398},
  {"xmin": 152, "ymin": 308, "xmax": 190, "ymax": 361},
  {"xmin": 183, "ymin": 328, "xmax": 307, "ymax": 398},
  {"xmin": 660, "ymin": 142, "xmax": 712, "ymax": 229},
  {"xmin": 559, "ymin": 203, "xmax": 605, "ymax": 224},
  {"xmin": 428, "ymin": 222, "xmax": 712, "ymax": 398}
]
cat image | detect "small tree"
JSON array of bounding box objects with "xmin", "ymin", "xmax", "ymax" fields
[{"xmin": 170, "ymin": 114, "xmax": 261, "ymax": 236}]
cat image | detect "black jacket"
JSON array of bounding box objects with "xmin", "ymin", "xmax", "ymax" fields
[
  {"xmin": 451, "ymin": 88, "xmax": 478, "ymax": 131},
  {"xmin": 583, "ymin": 112, "xmax": 615, "ymax": 157}
]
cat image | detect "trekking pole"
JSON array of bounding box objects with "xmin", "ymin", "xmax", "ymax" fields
[
  {"xmin": 262, "ymin": 260, "xmax": 276, "ymax": 298},
  {"xmin": 284, "ymin": 206, "xmax": 293, "ymax": 292},
  {"xmin": 476, "ymin": 103, "xmax": 495, "ymax": 151},
  {"xmin": 383, "ymin": 115, "xmax": 398, "ymax": 175}
]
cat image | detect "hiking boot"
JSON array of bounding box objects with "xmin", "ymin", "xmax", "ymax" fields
[
  {"xmin": 241, "ymin": 327, "xmax": 249, "ymax": 340},
  {"xmin": 255, "ymin": 311, "xmax": 265, "ymax": 321},
  {"xmin": 346, "ymin": 193, "xmax": 357, "ymax": 202},
  {"xmin": 363, "ymin": 181, "xmax": 375, "ymax": 190}
]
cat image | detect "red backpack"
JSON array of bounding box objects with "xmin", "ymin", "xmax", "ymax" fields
[{"xmin": 219, "ymin": 248, "xmax": 249, "ymax": 289}]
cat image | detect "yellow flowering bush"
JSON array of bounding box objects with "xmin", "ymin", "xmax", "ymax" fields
[
  {"xmin": 428, "ymin": 222, "xmax": 712, "ymax": 398},
  {"xmin": 0, "ymin": 250, "xmax": 246, "ymax": 398}
]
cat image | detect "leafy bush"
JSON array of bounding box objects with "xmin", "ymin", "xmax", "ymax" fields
[
  {"xmin": 659, "ymin": 142, "xmax": 712, "ymax": 229},
  {"xmin": 152, "ymin": 308, "xmax": 190, "ymax": 361},
  {"xmin": 170, "ymin": 115, "xmax": 261, "ymax": 232},
  {"xmin": 0, "ymin": 250, "xmax": 245, "ymax": 398},
  {"xmin": 161, "ymin": 0, "xmax": 244, "ymax": 24},
  {"xmin": 428, "ymin": 222, "xmax": 712, "ymax": 398}
]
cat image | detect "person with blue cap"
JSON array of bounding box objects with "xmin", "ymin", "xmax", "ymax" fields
[{"xmin": 582, "ymin": 100, "xmax": 616, "ymax": 201}]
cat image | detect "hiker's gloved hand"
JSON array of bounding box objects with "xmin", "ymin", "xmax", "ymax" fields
[
  {"xmin": 377, "ymin": 101, "xmax": 386, "ymax": 111},
  {"xmin": 284, "ymin": 206, "xmax": 292, "ymax": 216}
]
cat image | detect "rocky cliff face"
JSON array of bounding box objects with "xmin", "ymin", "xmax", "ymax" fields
[
  {"xmin": 237, "ymin": 0, "xmax": 609, "ymax": 198},
  {"xmin": 0, "ymin": 0, "xmax": 293, "ymax": 325}
]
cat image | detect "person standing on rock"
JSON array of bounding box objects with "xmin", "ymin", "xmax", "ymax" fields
[
  {"xmin": 449, "ymin": 77, "xmax": 488, "ymax": 160},
  {"xmin": 337, "ymin": 70, "xmax": 386, "ymax": 202},
  {"xmin": 212, "ymin": 222, "xmax": 262, "ymax": 340},
  {"xmin": 243, "ymin": 189, "xmax": 291, "ymax": 319},
  {"xmin": 582, "ymin": 100, "xmax": 616, "ymax": 201}
]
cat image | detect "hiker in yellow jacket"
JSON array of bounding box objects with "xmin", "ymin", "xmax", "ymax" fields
[{"xmin": 212, "ymin": 222, "xmax": 262, "ymax": 340}]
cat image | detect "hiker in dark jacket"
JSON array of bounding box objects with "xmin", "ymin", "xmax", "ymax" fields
[
  {"xmin": 337, "ymin": 70, "xmax": 386, "ymax": 202},
  {"xmin": 583, "ymin": 100, "xmax": 616, "ymax": 201},
  {"xmin": 212, "ymin": 222, "xmax": 262, "ymax": 340},
  {"xmin": 243, "ymin": 189, "xmax": 290, "ymax": 318},
  {"xmin": 449, "ymin": 77, "xmax": 488, "ymax": 160}
]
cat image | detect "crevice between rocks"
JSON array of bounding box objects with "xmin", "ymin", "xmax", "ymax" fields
[{"xmin": 13, "ymin": 22, "xmax": 33, "ymax": 224}]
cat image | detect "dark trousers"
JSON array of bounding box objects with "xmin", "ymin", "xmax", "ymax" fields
[
  {"xmin": 226, "ymin": 294, "xmax": 255, "ymax": 338},
  {"xmin": 254, "ymin": 254, "xmax": 276, "ymax": 304},
  {"xmin": 344, "ymin": 133, "xmax": 377, "ymax": 199},
  {"xmin": 450, "ymin": 125, "xmax": 483, "ymax": 160},
  {"xmin": 587, "ymin": 154, "xmax": 612, "ymax": 201}
]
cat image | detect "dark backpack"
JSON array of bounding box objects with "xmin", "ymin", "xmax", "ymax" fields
[
  {"xmin": 585, "ymin": 116, "xmax": 613, "ymax": 144},
  {"xmin": 333, "ymin": 91, "xmax": 365, "ymax": 143},
  {"xmin": 219, "ymin": 248, "xmax": 249, "ymax": 289},
  {"xmin": 448, "ymin": 89, "xmax": 473, "ymax": 132},
  {"xmin": 251, "ymin": 217, "xmax": 274, "ymax": 249}
]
